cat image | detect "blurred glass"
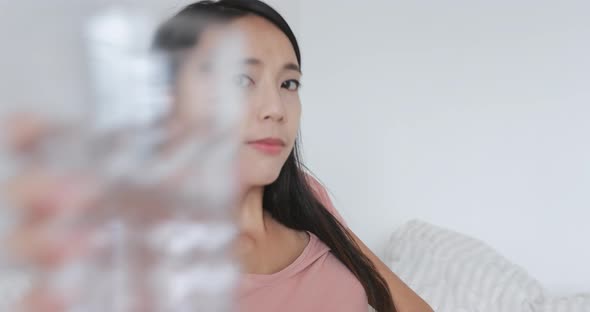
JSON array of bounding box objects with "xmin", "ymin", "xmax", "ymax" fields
[{"xmin": 0, "ymin": 2, "xmax": 245, "ymax": 311}]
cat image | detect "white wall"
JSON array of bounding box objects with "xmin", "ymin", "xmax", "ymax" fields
[{"xmin": 298, "ymin": 0, "xmax": 589, "ymax": 296}]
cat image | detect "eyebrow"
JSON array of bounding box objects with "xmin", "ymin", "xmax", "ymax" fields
[{"xmin": 243, "ymin": 58, "xmax": 302, "ymax": 74}]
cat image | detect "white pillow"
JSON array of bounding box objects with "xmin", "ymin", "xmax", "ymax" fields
[
  {"xmin": 384, "ymin": 220, "xmax": 590, "ymax": 312},
  {"xmin": 535, "ymin": 294, "xmax": 590, "ymax": 312}
]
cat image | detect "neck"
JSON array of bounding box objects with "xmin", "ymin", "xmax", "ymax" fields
[
  {"xmin": 234, "ymin": 186, "xmax": 271, "ymax": 266},
  {"xmin": 236, "ymin": 185, "xmax": 268, "ymax": 239},
  {"xmin": 234, "ymin": 185, "xmax": 309, "ymax": 275}
]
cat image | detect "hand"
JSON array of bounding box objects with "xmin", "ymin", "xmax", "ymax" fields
[{"xmin": 1, "ymin": 114, "xmax": 99, "ymax": 311}]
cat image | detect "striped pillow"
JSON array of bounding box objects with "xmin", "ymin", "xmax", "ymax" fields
[{"xmin": 385, "ymin": 220, "xmax": 568, "ymax": 312}]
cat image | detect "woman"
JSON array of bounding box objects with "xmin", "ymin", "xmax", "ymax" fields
[{"xmin": 5, "ymin": 1, "xmax": 433, "ymax": 311}]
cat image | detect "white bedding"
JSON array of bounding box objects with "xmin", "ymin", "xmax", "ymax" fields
[{"xmin": 385, "ymin": 220, "xmax": 590, "ymax": 312}]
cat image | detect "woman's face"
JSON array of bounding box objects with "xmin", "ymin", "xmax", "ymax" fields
[{"xmin": 174, "ymin": 15, "xmax": 302, "ymax": 189}]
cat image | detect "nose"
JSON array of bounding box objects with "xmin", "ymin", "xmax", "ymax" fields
[{"xmin": 256, "ymin": 85, "xmax": 286, "ymax": 123}]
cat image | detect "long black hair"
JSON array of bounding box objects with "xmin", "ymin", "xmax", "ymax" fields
[{"xmin": 154, "ymin": 1, "xmax": 396, "ymax": 311}]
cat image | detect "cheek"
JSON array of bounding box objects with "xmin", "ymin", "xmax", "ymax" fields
[
  {"xmin": 285, "ymin": 98, "xmax": 302, "ymax": 137},
  {"xmin": 236, "ymin": 96, "xmax": 301, "ymax": 186},
  {"xmin": 285, "ymin": 94, "xmax": 302, "ymax": 117}
]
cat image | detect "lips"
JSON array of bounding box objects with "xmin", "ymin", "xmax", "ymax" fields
[{"xmin": 247, "ymin": 138, "xmax": 286, "ymax": 155}]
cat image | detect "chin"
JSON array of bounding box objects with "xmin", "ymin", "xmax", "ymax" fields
[
  {"xmin": 238, "ymin": 158, "xmax": 284, "ymax": 187},
  {"xmin": 238, "ymin": 149, "xmax": 289, "ymax": 187},
  {"xmin": 240, "ymin": 168, "xmax": 282, "ymax": 187}
]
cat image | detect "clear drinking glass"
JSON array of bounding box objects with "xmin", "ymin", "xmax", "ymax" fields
[{"xmin": 0, "ymin": 2, "xmax": 245, "ymax": 311}]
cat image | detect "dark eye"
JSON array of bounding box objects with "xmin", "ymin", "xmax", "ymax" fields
[
  {"xmin": 235, "ymin": 74, "xmax": 254, "ymax": 88},
  {"xmin": 281, "ymin": 79, "xmax": 301, "ymax": 91}
]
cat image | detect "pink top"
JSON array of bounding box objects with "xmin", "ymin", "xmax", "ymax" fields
[{"xmin": 237, "ymin": 178, "xmax": 368, "ymax": 312}]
